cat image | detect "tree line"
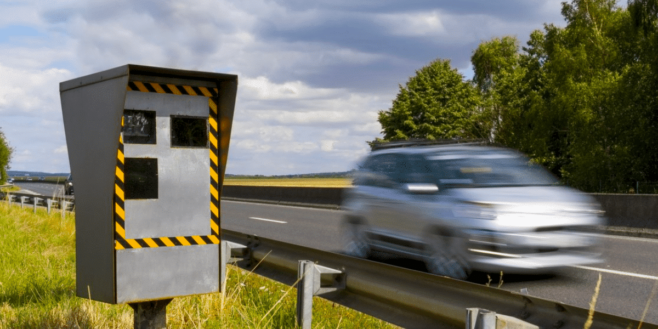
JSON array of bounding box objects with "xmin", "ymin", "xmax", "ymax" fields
[{"xmin": 376, "ymin": 0, "xmax": 658, "ymax": 193}]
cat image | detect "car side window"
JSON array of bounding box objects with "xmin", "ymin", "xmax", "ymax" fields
[
  {"xmin": 356, "ymin": 154, "xmax": 398, "ymax": 188},
  {"xmin": 397, "ymin": 154, "xmax": 433, "ymax": 183}
]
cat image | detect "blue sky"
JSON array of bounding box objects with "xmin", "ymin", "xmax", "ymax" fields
[{"xmin": 0, "ymin": 0, "xmax": 565, "ymax": 175}]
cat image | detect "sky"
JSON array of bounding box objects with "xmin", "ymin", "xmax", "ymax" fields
[{"xmin": 0, "ymin": 0, "xmax": 566, "ymax": 175}]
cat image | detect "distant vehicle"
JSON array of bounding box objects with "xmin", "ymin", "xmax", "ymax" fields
[
  {"xmin": 39, "ymin": 176, "xmax": 45, "ymax": 181},
  {"xmin": 26, "ymin": 177, "xmax": 32, "ymax": 181},
  {"xmin": 65, "ymin": 175, "xmax": 73, "ymax": 195},
  {"xmin": 6, "ymin": 178, "xmax": 13, "ymax": 183},
  {"xmin": 341, "ymin": 141, "xmax": 605, "ymax": 279}
]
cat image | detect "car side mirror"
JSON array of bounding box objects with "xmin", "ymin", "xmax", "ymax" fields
[{"xmin": 403, "ymin": 183, "xmax": 439, "ymax": 194}]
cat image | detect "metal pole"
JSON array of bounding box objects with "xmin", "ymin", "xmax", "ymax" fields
[
  {"xmin": 129, "ymin": 299, "xmax": 172, "ymax": 329},
  {"xmin": 296, "ymin": 260, "xmax": 315, "ymax": 329},
  {"xmin": 47, "ymin": 199, "xmax": 52, "ymax": 214},
  {"xmin": 20, "ymin": 196, "xmax": 27, "ymax": 209},
  {"xmin": 61, "ymin": 200, "xmax": 67, "ymax": 219},
  {"xmin": 33, "ymin": 197, "xmax": 40, "ymax": 213}
]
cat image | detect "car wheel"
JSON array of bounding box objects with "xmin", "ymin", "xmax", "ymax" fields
[
  {"xmin": 423, "ymin": 233, "xmax": 471, "ymax": 280},
  {"xmin": 341, "ymin": 220, "xmax": 371, "ymax": 258}
]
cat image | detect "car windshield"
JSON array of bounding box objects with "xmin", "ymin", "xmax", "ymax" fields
[{"xmin": 425, "ymin": 152, "xmax": 558, "ymax": 187}]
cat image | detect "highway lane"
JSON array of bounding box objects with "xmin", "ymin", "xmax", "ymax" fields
[
  {"xmin": 14, "ymin": 182, "xmax": 66, "ymax": 197},
  {"xmin": 221, "ymin": 199, "xmax": 658, "ymax": 324}
]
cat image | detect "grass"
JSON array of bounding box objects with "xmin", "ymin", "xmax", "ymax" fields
[
  {"xmin": 0, "ymin": 200, "xmax": 396, "ymax": 328},
  {"xmin": 224, "ymin": 178, "xmax": 352, "ymax": 187}
]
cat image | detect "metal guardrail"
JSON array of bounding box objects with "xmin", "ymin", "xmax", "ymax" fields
[
  {"xmin": 0, "ymin": 191, "xmax": 74, "ymax": 213},
  {"xmin": 222, "ymin": 229, "xmax": 643, "ymax": 329}
]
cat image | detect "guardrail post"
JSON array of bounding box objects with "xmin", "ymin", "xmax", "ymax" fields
[
  {"xmin": 8, "ymin": 194, "xmax": 15, "ymax": 206},
  {"xmin": 60, "ymin": 200, "xmax": 67, "ymax": 219},
  {"xmin": 129, "ymin": 299, "xmax": 172, "ymax": 329},
  {"xmin": 47, "ymin": 199, "xmax": 53, "ymax": 214},
  {"xmin": 220, "ymin": 241, "xmax": 249, "ymax": 291},
  {"xmin": 33, "ymin": 197, "xmax": 41, "ymax": 213},
  {"xmin": 296, "ymin": 260, "xmax": 345, "ymax": 329},
  {"xmin": 466, "ymin": 308, "xmax": 539, "ymax": 329},
  {"xmin": 20, "ymin": 196, "xmax": 28, "ymax": 209}
]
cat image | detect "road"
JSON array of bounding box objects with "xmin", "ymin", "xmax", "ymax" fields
[
  {"xmin": 15, "ymin": 182, "xmax": 658, "ymax": 324},
  {"xmin": 221, "ymin": 200, "xmax": 658, "ymax": 324},
  {"xmin": 14, "ymin": 182, "xmax": 67, "ymax": 198}
]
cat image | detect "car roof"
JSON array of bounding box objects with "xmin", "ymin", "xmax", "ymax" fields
[{"xmin": 369, "ymin": 144, "xmax": 519, "ymax": 157}]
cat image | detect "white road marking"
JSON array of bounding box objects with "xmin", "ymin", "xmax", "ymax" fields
[
  {"xmin": 571, "ymin": 265, "xmax": 658, "ymax": 280},
  {"xmin": 249, "ymin": 217, "xmax": 287, "ymax": 224}
]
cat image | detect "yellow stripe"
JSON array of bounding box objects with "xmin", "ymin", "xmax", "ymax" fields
[
  {"xmin": 209, "ymin": 149, "xmax": 218, "ymax": 166},
  {"xmin": 210, "ymin": 185, "xmax": 218, "ymax": 200},
  {"xmin": 117, "ymin": 149, "xmax": 124, "ymax": 164},
  {"xmin": 160, "ymin": 237, "xmax": 175, "ymax": 247},
  {"xmin": 116, "ymin": 167, "xmax": 124, "ymax": 182},
  {"xmin": 150, "ymin": 83, "xmax": 166, "ymax": 94},
  {"xmin": 127, "ymin": 239, "xmax": 142, "ymax": 249},
  {"xmin": 209, "ymin": 235, "xmax": 220, "ymax": 244},
  {"xmin": 115, "ymin": 222, "xmax": 125, "ymax": 238},
  {"xmin": 115, "ymin": 241, "xmax": 125, "ymax": 250},
  {"xmin": 209, "ymin": 98, "xmax": 217, "ymax": 114},
  {"xmin": 209, "ymin": 116, "xmax": 218, "ymax": 131},
  {"xmin": 134, "ymin": 81, "xmax": 149, "ymax": 93},
  {"xmin": 183, "ymin": 86, "xmax": 197, "ymax": 95},
  {"xmin": 115, "ymin": 184, "xmax": 124, "ymax": 201},
  {"xmin": 115, "ymin": 203, "xmax": 125, "ymax": 220},
  {"xmin": 144, "ymin": 238, "xmax": 158, "ymax": 248},
  {"xmin": 126, "ymin": 86, "xmax": 131, "ymax": 91},
  {"xmin": 213, "ymin": 88, "xmax": 219, "ymax": 94},
  {"xmin": 210, "ymin": 203, "xmax": 219, "ymax": 217},
  {"xmin": 198, "ymin": 87, "xmax": 213, "ymax": 97},
  {"xmin": 167, "ymin": 84, "xmax": 182, "ymax": 95},
  {"xmin": 209, "ymin": 133, "xmax": 218, "ymax": 149},
  {"xmin": 210, "ymin": 168, "xmax": 218, "ymax": 183},
  {"xmin": 192, "ymin": 235, "xmax": 205, "ymax": 245},
  {"xmin": 211, "ymin": 221, "xmax": 219, "ymax": 235},
  {"xmin": 176, "ymin": 236, "xmax": 191, "ymax": 246}
]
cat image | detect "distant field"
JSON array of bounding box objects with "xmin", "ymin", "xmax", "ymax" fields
[{"xmin": 224, "ymin": 177, "xmax": 352, "ymax": 187}]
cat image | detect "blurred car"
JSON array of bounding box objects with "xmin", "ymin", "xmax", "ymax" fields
[
  {"xmin": 341, "ymin": 141, "xmax": 605, "ymax": 279},
  {"xmin": 39, "ymin": 176, "xmax": 45, "ymax": 181},
  {"xmin": 64, "ymin": 175, "xmax": 73, "ymax": 195},
  {"xmin": 6, "ymin": 178, "xmax": 13, "ymax": 183}
]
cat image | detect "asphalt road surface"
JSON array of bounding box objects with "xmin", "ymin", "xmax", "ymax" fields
[
  {"xmin": 14, "ymin": 182, "xmax": 67, "ymax": 197},
  {"xmin": 221, "ymin": 200, "xmax": 658, "ymax": 325},
  {"xmin": 14, "ymin": 182, "xmax": 658, "ymax": 324}
]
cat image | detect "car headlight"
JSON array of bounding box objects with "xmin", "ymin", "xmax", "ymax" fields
[{"xmin": 452, "ymin": 203, "xmax": 497, "ymax": 220}]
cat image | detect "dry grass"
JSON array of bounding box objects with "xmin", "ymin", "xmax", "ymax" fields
[
  {"xmin": 0, "ymin": 199, "xmax": 395, "ymax": 328},
  {"xmin": 224, "ymin": 178, "xmax": 352, "ymax": 187}
]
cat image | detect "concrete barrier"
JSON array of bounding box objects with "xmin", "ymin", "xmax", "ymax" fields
[
  {"xmin": 222, "ymin": 186, "xmax": 343, "ymax": 206},
  {"xmin": 592, "ymin": 194, "xmax": 658, "ymax": 229}
]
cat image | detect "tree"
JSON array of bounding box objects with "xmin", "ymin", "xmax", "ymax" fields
[
  {"xmin": 375, "ymin": 59, "xmax": 487, "ymax": 145},
  {"xmin": 0, "ymin": 128, "xmax": 12, "ymax": 184}
]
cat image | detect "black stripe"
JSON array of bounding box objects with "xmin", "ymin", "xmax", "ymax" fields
[
  {"xmin": 144, "ymin": 82, "xmax": 156, "ymax": 93},
  {"xmin": 171, "ymin": 237, "xmax": 182, "ymax": 246},
  {"xmin": 177, "ymin": 85, "xmax": 190, "ymax": 95},
  {"xmin": 210, "ymin": 88, "xmax": 219, "ymax": 98},
  {"xmin": 116, "ymin": 236, "xmax": 128, "ymax": 248},
  {"xmin": 192, "ymin": 86, "xmax": 204, "ymax": 95},
  {"xmin": 115, "ymin": 178, "xmax": 125, "ymax": 192},
  {"xmin": 154, "ymin": 238, "xmax": 166, "ymax": 247},
  {"xmin": 128, "ymin": 82, "xmax": 138, "ymax": 91},
  {"xmin": 115, "ymin": 217, "xmax": 125, "ymax": 229},
  {"xmin": 185, "ymin": 236, "xmax": 198, "ymax": 245},
  {"xmin": 201, "ymin": 235, "xmax": 213, "ymax": 244},
  {"xmin": 162, "ymin": 84, "xmax": 175, "ymax": 94},
  {"xmin": 136, "ymin": 239, "xmax": 149, "ymax": 248}
]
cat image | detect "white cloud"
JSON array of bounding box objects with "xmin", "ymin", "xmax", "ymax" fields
[{"xmin": 0, "ymin": 0, "xmax": 570, "ymax": 174}]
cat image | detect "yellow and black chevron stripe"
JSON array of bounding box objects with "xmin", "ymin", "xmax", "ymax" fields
[{"xmin": 115, "ymin": 81, "xmax": 221, "ymax": 250}]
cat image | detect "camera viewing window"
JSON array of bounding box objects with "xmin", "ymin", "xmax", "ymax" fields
[
  {"xmin": 124, "ymin": 158, "xmax": 158, "ymax": 199},
  {"xmin": 171, "ymin": 116, "xmax": 208, "ymax": 147},
  {"xmin": 123, "ymin": 110, "xmax": 156, "ymax": 144}
]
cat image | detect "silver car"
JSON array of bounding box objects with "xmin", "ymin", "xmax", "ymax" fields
[{"xmin": 341, "ymin": 142, "xmax": 605, "ymax": 279}]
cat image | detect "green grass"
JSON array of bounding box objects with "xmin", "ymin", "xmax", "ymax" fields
[{"xmin": 0, "ymin": 200, "xmax": 396, "ymax": 328}]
